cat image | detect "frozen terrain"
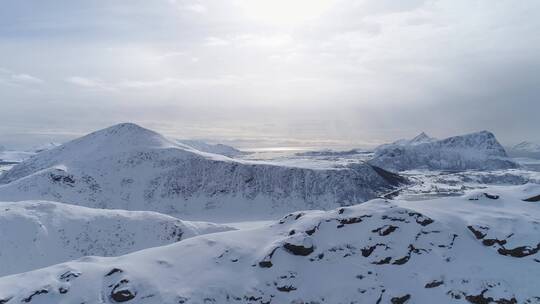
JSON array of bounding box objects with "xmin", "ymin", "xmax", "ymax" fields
[
  {"xmin": 176, "ymin": 139, "xmax": 249, "ymax": 158},
  {"xmin": 370, "ymin": 131, "xmax": 518, "ymax": 172},
  {"xmin": 0, "ymin": 184, "xmax": 539, "ymax": 303},
  {"xmin": 0, "ymin": 123, "xmax": 404, "ymax": 221},
  {"xmin": 0, "ymin": 200, "xmax": 232, "ymax": 276},
  {"xmin": 507, "ymin": 141, "xmax": 540, "ymax": 159}
]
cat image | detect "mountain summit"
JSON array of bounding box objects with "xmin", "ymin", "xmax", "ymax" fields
[
  {"xmin": 0, "ymin": 123, "xmax": 404, "ymax": 220},
  {"xmin": 370, "ymin": 131, "xmax": 517, "ymax": 172}
]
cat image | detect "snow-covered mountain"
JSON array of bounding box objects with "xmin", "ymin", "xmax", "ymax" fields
[
  {"xmin": 33, "ymin": 142, "xmax": 62, "ymax": 153},
  {"xmin": 0, "ymin": 150, "xmax": 35, "ymax": 164},
  {"xmin": 294, "ymin": 148, "xmax": 365, "ymax": 157},
  {"xmin": 1, "ymin": 184, "xmax": 538, "ymax": 303},
  {"xmin": 370, "ymin": 131, "xmax": 518, "ymax": 172},
  {"xmin": 507, "ymin": 141, "xmax": 540, "ymax": 158},
  {"xmin": 512, "ymin": 141, "xmax": 540, "ymax": 153},
  {"xmin": 379, "ymin": 132, "xmax": 437, "ymax": 149},
  {"xmin": 0, "ymin": 200, "xmax": 232, "ymax": 276},
  {"xmin": 0, "ymin": 123, "xmax": 404, "ymax": 220},
  {"xmin": 176, "ymin": 139, "xmax": 248, "ymax": 158}
]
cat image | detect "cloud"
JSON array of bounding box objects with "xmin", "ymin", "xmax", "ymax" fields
[
  {"xmin": 204, "ymin": 37, "xmax": 230, "ymax": 47},
  {"xmin": 168, "ymin": 0, "xmax": 207, "ymax": 13},
  {"xmin": 65, "ymin": 76, "xmax": 112, "ymax": 90},
  {"xmin": 1, "ymin": 0, "xmax": 540, "ymax": 145},
  {"xmin": 234, "ymin": 34, "xmax": 293, "ymax": 48},
  {"xmin": 11, "ymin": 74, "xmax": 44, "ymax": 84},
  {"xmin": 0, "ymin": 69, "xmax": 44, "ymax": 86}
]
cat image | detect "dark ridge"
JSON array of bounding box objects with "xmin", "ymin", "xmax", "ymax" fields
[
  {"xmin": 369, "ymin": 164, "xmax": 408, "ymax": 186},
  {"xmin": 523, "ymin": 194, "xmax": 540, "ymax": 202}
]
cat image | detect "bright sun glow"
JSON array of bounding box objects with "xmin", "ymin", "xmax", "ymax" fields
[{"xmin": 236, "ymin": 0, "xmax": 336, "ymax": 26}]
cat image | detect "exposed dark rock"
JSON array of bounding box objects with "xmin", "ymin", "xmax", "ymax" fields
[
  {"xmin": 361, "ymin": 244, "xmax": 386, "ymax": 257},
  {"xmin": 59, "ymin": 270, "xmax": 81, "ymax": 282},
  {"xmin": 497, "ymin": 243, "xmax": 540, "ymax": 258},
  {"xmin": 372, "ymin": 225, "xmax": 398, "ymax": 236},
  {"xmin": 372, "ymin": 257, "xmax": 392, "ymax": 265},
  {"xmin": 524, "ymin": 194, "xmax": 540, "ymax": 202},
  {"xmin": 391, "ymin": 294, "xmax": 411, "ymax": 304},
  {"xmin": 392, "ymin": 255, "xmax": 410, "ymax": 265},
  {"xmin": 259, "ymin": 247, "xmax": 279, "ymax": 268},
  {"xmin": 258, "ymin": 261, "xmax": 273, "ymax": 268},
  {"xmin": 111, "ymin": 280, "xmax": 136, "ymax": 302},
  {"xmin": 305, "ymin": 225, "xmax": 318, "ymax": 236},
  {"xmin": 58, "ymin": 287, "xmax": 68, "ymax": 294},
  {"xmin": 0, "ymin": 297, "xmax": 12, "ymax": 304},
  {"xmin": 337, "ymin": 215, "xmax": 372, "ymax": 228},
  {"xmin": 105, "ymin": 268, "xmax": 124, "ymax": 277},
  {"xmin": 276, "ymin": 285, "xmax": 297, "ymax": 292},
  {"xmin": 22, "ymin": 289, "xmax": 48, "ymax": 303},
  {"xmin": 469, "ymin": 193, "xmax": 500, "ymax": 201},
  {"xmin": 482, "ymin": 238, "xmax": 506, "ymax": 247},
  {"xmin": 468, "ymin": 226, "xmax": 487, "ymax": 239},
  {"xmin": 283, "ymin": 242, "xmax": 314, "ymax": 256},
  {"xmin": 408, "ymin": 212, "xmax": 434, "ymax": 226},
  {"xmin": 465, "ymin": 289, "xmax": 517, "ymax": 304},
  {"xmin": 424, "ymin": 280, "xmax": 444, "ymax": 288},
  {"xmin": 111, "ymin": 289, "xmax": 136, "ymax": 302},
  {"xmin": 483, "ymin": 193, "xmax": 500, "ymax": 200}
]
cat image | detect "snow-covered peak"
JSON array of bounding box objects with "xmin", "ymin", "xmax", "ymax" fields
[
  {"xmin": 409, "ymin": 132, "xmax": 435, "ymax": 145},
  {"xmin": 512, "ymin": 141, "xmax": 540, "ymax": 153},
  {"xmin": 67, "ymin": 122, "xmax": 177, "ymax": 152},
  {"xmin": 0, "ymin": 123, "xmax": 404, "ymax": 219},
  {"xmin": 436, "ymin": 130, "xmax": 504, "ymax": 152},
  {"xmin": 177, "ymin": 139, "xmax": 247, "ymax": 157},
  {"xmin": 381, "ymin": 132, "xmax": 437, "ymax": 148},
  {"xmin": 371, "ymin": 130, "xmax": 517, "ymax": 172}
]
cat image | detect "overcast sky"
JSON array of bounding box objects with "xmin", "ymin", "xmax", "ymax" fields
[{"xmin": 1, "ymin": 0, "xmax": 539, "ymax": 149}]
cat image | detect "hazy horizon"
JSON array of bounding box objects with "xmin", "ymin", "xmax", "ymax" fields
[{"xmin": 1, "ymin": 0, "xmax": 539, "ymax": 148}]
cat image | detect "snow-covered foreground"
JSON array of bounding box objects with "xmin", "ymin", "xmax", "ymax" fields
[
  {"xmin": 0, "ymin": 201, "xmax": 232, "ymax": 276},
  {"xmin": 1, "ymin": 184, "xmax": 539, "ymax": 303}
]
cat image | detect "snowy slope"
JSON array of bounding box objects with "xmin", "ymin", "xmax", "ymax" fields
[
  {"xmin": 0, "ymin": 150, "xmax": 35, "ymax": 164},
  {"xmin": 176, "ymin": 139, "xmax": 248, "ymax": 158},
  {"xmin": 507, "ymin": 141, "xmax": 540, "ymax": 159},
  {"xmin": 33, "ymin": 142, "xmax": 61, "ymax": 153},
  {"xmin": 512, "ymin": 141, "xmax": 540, "ymax": 153},
  {"xmin": 0, "ymin": 123, "xmax": 404, "ymax": 220},
  {"xmin": 0, "ymin": 200, "xmax": 232, "ymax": 276},
  {"xmin": 378, "ymin": 132, "xmax": 437, "ymax": 150},
  {"xmin": 0, "ymin": 184, "xmax": 538, "ymax": 303},
  {"xmin": 370, "ymin": 131, "xmax": 518, "ymax": 172}
]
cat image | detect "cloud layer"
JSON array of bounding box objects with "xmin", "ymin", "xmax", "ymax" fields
[{"xmin": 0, "ymin": 0, "xmax": 539, "ymax": 148}]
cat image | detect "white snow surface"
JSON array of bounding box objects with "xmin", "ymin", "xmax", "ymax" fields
[
  {"xmin": 0, "ymin": 184, "xmax": 539, "ymax": 303},
  {"xmin": 0, "ymin": 200, "xmax": 232, "ymax": 276},
  {"xmin": 511, "ymin": 141, "xmax": 540, "ymax": 153},
  {"xmin": 379, "ymin": 132, "xmax": 437, "ymax": 149},
  {"xmin": 0, "ymin": 123, "xmax": 403, "ymax": 220},
  {"xmin": 370, "ymin": 131, "xmax": 518, "ymax": 172},
  {"xmin": 176, "ymin": 139, "xmax": 248, "ymax": 157},
  {"xmin": 0, "ymin": 150, "xmax": 35, "ymax": 163}
]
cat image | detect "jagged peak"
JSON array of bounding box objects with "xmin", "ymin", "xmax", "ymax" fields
[{"xmin": 410, "ymin": 132, "xmax": 435, "ymax": 144}]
